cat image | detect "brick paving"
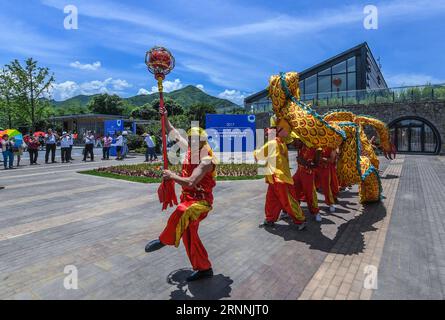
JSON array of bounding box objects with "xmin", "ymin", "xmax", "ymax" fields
[{"xmin": 0, "ymin": 154, "xmax": 443, "ymax": 299}]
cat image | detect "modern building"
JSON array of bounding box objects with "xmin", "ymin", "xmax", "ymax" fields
[
  {"xmin": 244, "ymin": 42, "xmax": 387, "ymax": 111},
  {"xmin": 49, "ymin": 114, "xmax": 138, "ymax": 136}
]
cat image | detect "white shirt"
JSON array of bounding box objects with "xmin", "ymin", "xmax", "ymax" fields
[
  {"xmin": 60, "ymin": 136, "xmax": 71, "ymax": 148},
  {"xmin": 145, "ymin": 135, "xmax": 155, "ymax": 148},
  {"xmin": 114, "ymin": 135, "xmax": 123, "ymax": 147},
  {"xmin": 45, "ymin": 134, "xmax": 56, "ymax": 144},
  {"xmin": 84, "ymin": 135, "xmax": 95, "ymax": 144}
]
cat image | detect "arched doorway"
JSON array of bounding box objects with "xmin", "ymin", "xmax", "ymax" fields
[{"xmin": 389, "ymin": 116, "xmax": 441, "ymax": 154}]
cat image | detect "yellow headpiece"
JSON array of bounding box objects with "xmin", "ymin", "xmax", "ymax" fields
[
  {"xmin": 187, "ymin": 127, "xmax": 207, "ymax": 139},
  {"xmin": 270, "ymin": 116, "xmax": 291, "ymax": 134}
]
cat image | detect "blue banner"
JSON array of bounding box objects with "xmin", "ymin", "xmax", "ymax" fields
[
  {"xmin": 205, "ymin": 114, "xmax": 256, "ymax": 152},
  {"xmin": 104, "ymin": 120, "xmax": 124, "ymax": 157}
]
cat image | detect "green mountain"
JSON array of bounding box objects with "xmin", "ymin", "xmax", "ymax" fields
[{"xmin": 51, "ymin": 85, "xmax": 239, "ymax": 111}]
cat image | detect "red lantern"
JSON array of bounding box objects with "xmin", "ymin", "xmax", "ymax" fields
[
  {"xmin": 145, "ymin": 46, "xmax": 175, "ymax": 80},
  {"xmin": 332, "ymin": 77, "xmax": 342, "ymax": 88}
]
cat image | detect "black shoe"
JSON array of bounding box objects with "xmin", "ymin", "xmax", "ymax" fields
[
  {"xmin": 145, "ymin": 239, "xmax": 165, "ymax": 253},
  {"xmin": 261, "ymin": 220, "xmax": 275, "ymax": 227},
  {"xmin": 186, "ymin": 268, "xmax": 214, "ymax": 282}
]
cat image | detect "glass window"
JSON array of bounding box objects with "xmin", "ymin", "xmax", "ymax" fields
[
  {"xmin": 318, "ymin": 75, "xmax": 331, "ymax": 94},
  {"xmin": 332, "ymin": 61, "xmax": 346, "ymax": 74},
  {"xmin": 318, "ymin": 67, "xmax": 331, "ymax": 76},
  {"xmin": 305, "ymin": 75, "xmax": 316, "ymax": 94},
  {"xmin": 347, "ymin": 72, "xmax": 356, "ymax": 91},
  {"xmin": 300, "ymin": 79, "xmax": 305, "ymax": 95},
  {"xmin": 347, "ymin": 57, "xmax": 356, "ymax": 72}
]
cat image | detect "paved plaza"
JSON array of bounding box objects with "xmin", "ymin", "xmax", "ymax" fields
[{"xmin": 0, "ymin": 153, "xmax": 444, "ymax": 299}]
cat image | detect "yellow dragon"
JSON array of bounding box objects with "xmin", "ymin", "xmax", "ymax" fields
[{"xmin": 268, "ymin": 71, "xmax": 396, "ymax": 203}]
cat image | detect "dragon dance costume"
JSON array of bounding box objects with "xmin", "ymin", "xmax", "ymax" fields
[
  {"xmin": 315, "ymin": 147, "xmax": 339, "ymax": 207},
  {"xmin": 266, "ymin": 71, "xmax": 395, "ymax": 204},
  {"xmin": 293, "ymin": 145, "xmax": 320, "ymax": 215},
  {"xmin": 158, "ymin": 145, "xmax": 216, "ymax": 271},
  {"xmin": 254, "ymin": 118, "xmax": 306, "ymax": 226}
]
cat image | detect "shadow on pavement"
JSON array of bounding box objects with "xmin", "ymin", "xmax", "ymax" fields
[
  {"xmin": 263, "ymin": 200, "xmax": 387, "ymax": 255},
  {"xmin": 167, "ymin": 268, "xmax": 233, "ymax": 300}
]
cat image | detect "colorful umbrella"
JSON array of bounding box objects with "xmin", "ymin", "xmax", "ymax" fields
[
  {"xmin": 33, "ymin": 131, "xmax": 46, "ymax": 137},
  {"xmin": 0, "ymin": 129, "xmax": 21, "ymax": 139}
]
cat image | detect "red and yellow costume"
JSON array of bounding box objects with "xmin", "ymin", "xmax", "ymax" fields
[
  {"xmin": 159, "ymin": 146, "xmax": 216, "ymax": 271},
  {"xmin": 254, "ymin": 137, "xmax": 305, "ymax": 225},
  {"xmin": 315, "ymin": 148, "xmax": 339, "ymax": 206},
  {"xmin": 293, "ymin": 145, "xmax": 319, "ymax": 215}
]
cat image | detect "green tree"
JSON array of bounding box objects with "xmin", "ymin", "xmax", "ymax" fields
[
  {"xmin": 170, "ymin": 114, "xmax": 190, "ymax": 131},
  {"xmin": 5, "ymin": 58, "xmax": 55, "ymax": 131},
  {"xmin": 130, "ymin": 103, "xmax": 159, "ymax": 120},
  {"xmin": 151, "ymin": 98, "xmax": 184, "ymax": 116},
  {"xmin": 187, "ymin": 103, "xmax": 216, "ymax": 128},
  {"xmin": 0, "ymin": 69, "xmax": 17, "ymax": 128},
  {"xmin": 87, "ymin": 93, "xmax": 124, "ymax": 115}
]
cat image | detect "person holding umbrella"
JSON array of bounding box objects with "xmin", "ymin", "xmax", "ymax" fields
[{"xmin": 1, "ymin": 134, "xmax": 14, "ymax": 169}]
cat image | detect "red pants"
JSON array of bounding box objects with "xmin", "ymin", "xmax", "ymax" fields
[
  {"xmin": 265, "ymin": 182, "xmax": 305, "ymax": 224},
  {"xmin": 293, "ymin": 168, "xmax": 319, "ymax": 214},
  {"xmin": 330, "ymin": 164, "xmax": 339, "ymax": 199},
  {"xmin": 159, "ymin": 200, "xmax": 212, "ymax": 271},
  {"xmin": 317, "ymin": 166, "xmax": 335, "ymax": 206}
]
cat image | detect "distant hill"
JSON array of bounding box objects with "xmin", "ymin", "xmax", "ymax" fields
[{"xmin": 51, "ymin": 85, "xmax": 239, "ymax": 111}]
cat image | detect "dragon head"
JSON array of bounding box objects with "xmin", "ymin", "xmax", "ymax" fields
[{"xmin": 268, "ymin": 72, "xmax": 300, "ymax": 111}]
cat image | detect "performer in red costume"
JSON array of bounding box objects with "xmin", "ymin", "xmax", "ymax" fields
[
  {"xmin": 316, "ymin": 147, "xmax": 338, "ymax": 213},
  {"xmin": 145, "ymin": 109, "xmax": 216, "ymax": 282},
  {"xmin": 293, "ymin": 141, "xmax": 322, "ymax": 222},
  {"xmin": 254, "ymin": 116, "xmax": 306, "ymax": 230}
]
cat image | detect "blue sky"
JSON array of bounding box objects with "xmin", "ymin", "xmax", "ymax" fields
[{"xmin": 0, "ymin": 0, "xmax": 444, "ymax": 104}]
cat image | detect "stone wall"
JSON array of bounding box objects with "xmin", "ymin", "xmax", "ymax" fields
[{"xmin": 255, "ymin": 101, "xmax": 445, "ymax": 154}]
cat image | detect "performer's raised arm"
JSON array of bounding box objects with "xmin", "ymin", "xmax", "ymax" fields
[{"xmin": 160, "ymin": 108, "xmax": 188, "ymax": 149}]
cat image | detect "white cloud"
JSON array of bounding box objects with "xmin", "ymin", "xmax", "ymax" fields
[
  {"xmin": 49, "ymin": 81, "xmax": 79, "ymax": 100},
  {"xmin": 50, "ymin": 78, "xmax": 132, "ymax": 100},
  {"xmin": 386, "ymin": 73, "xmax": 445, "ymax": 87},
  {"xmin": 138, "ymin": 88, "xmax": 150, "ymax": 95},
  {"xmin": 69, "ymin": 61, "xmax": 102, "ymax": 71},
  {"xmin": 146, "ymin": 78, "xmax": 183, "ymax": 94},
  {"xmin": 218, "ymin": 89, "xmax": 248, "ymax": 105},
  {"xmin": 196, "ymin": 84, "xmax": 205, "ymax": 92}
]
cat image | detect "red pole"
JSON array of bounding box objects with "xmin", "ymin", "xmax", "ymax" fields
[{"xmin": 157, "ymin": 76, "xmax": 168, "ymax": 170}]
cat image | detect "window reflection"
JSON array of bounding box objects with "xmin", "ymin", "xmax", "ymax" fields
[
  {"xmin": 332, "ymin": 61, "xmax": 347, "ymax": 74},
  {"xmin": 347, "ymin": 57, "xmax": 356, "ymax": 72}
]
